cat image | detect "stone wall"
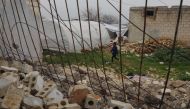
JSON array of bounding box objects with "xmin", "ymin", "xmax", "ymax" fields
[{"xmin": 128, "ymin": 6, "xmax": 190, "ymax": 46}]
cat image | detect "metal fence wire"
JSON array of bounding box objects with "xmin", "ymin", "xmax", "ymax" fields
[{"xmin": 0, "ymin": 0, "xmax": 189, "ymax": 108}]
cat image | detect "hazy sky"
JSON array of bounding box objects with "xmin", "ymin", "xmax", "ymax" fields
[{"xmin": 40, "ymin": 0, "xmax": 190, "ymax": 23}]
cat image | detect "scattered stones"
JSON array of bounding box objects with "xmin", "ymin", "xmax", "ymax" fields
[
  {"xmin": 159, "ymin": 89, "xmax": 171, "ymax": 95},
  {"xmin": 171, "ymin": 80, "xmax": 186, "ymax": 88},
  {"xmin": 178, "ymin": 87, "xmax": 186, "ymax": 93}
]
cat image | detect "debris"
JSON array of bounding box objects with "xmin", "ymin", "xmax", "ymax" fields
[
  {"xmin": 109, "ymin": 100, "xmax": 134, "ymax": 109},
  {"xmin": 23, "ymin": 95, "xmax": 43, "ymax": 109},
  {"xmin": 0, "ymin": 79, "xmax": 12, "ymax": 97},
  {"xmin": 0, "ymin": 66, "xmax": 18, "ymax": 73},
  {"xmin": 159, "ymin": 89, "xmax": 172, "ymax": 95},
  {"xmin": 68, "ymin": 85, "xmax": 94, "ymax": 106},
  {"xmin": 1, "ymin": 85, "xmax": 24, "ymax": 109},
  {"xmin": 84, "ymin": 94, "xmax": 102, "ymax": 109},
  {"xmin": 64, "ymin": 103, "xmax": 81, "ymax": 109}
]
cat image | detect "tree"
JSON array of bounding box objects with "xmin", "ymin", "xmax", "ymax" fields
[{"xmin": 82, "ymin": 8, "xmax": 118, "ymax": 24}]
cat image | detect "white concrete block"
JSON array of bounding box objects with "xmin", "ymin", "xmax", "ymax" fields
[
  {"xmin": 0, "ymin": 66, "xmax": 18, "ymax": 72},
  {"xmin": 47, "ymin": 88, "xmax": 64, "ymax": 101},
  {"xmin": 29, "ymin": 71, "xmax": 44, "ymax": 92},
  {"xmin": 23, "ymin": 95, "xmax": 43, "ymax": 109},
  {"xmin": 64, "ymin": 103, "xmax": 81, "ymax": 109},
  {"xmin": 109, "ymin": 100, "xmax": 134, "ymax": 109}
]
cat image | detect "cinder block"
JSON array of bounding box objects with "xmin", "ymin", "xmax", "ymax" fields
[
  {"xmin": 36, "ymin": 80, "xmax": 56, "ymax": 98},
  {"xmin": 1, "ymin": 85, "xmax": 24, "ymax": 109},
  {"xmin": 109, "ymin": 100, "xmax": 134, "ymax": 109},
  {"xmin": 46, "ymin": 98, "xmax": 68, "ymax": 109},
  {"xmin": 28, "ymin": 71, "xmax": 44, "ymax": 94},
  {"xmin": 84, "ymin": 94, "xmax": 103, "ymax": 109}
]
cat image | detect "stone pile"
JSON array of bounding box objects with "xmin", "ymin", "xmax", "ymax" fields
[
  {"xmin": 0, "ymin": 59, "xmax": 135, "ymax": 109},
  {"xmin": 122, "ymin": 38, "xmax": 184, "ymax": 54}
]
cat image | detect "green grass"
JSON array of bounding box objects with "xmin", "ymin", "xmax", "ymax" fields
[{"xmin": 43, "ymin": 49, "xmax": 190, "ymax": 80}]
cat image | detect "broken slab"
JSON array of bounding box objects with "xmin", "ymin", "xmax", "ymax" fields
[
  {"xmin": 47, "ymin": 88, "xmax": 64, "ymax": 101},
  {"xmin": 159, "ymin": 89, "xmax": 171, "ymax": 95},
  {"xmin": 68, "ymin": 85, "xmax": 94, "ymax": 106},
  {"xmin": 64, "ymin": 103, "xmax": 81, "ymax": 109},
  {"xmin": 109, "ymin": 100, "xmax": 134, "ymax": 109},
  {"xmin": 0, "ymin": 79, "xmax": 12, "ymax": 97},
  {"xmin": 171, "ymin": 80, "xmax": 186, "ymax": 88},
  {"xmin": 1, "ymin": 85, "xmax": 24, "ymax": 109},
  {"xmin": 0, "ymin": 66, "xmax": 18, "ymax": 73},
  {"xmin": 23, "ymin": 95, "xmax": 43, "ymax": 109}
]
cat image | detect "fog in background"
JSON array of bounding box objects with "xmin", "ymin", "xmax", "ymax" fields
[{"xmin": 40, "ymin": 0, "xmax": 190, "ymax": 24}]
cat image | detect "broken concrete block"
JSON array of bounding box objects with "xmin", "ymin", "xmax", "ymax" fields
[
  {"xmin": 46, "ymin": 98, "xmax": 68, "ymax": 109},
  {"xmin": 1, "ymin": 85, "xmax": 24, "ymax": 109},
  {"xmin": 64, "ymin": 103, "xmax": 81, "ymax": 109},
  {"xmin": 0, "ymin": 66, "xmax": 18, "ymax": 73},
  {"xmin": 0, "ymin": 79, "xmax": 12, "ymax": 97},
  {"xmin": 48, "ymin": 105, "xmax": 58, "ymax": 109},
  {"xmin": 47, "ymin": 88, "xmax": 64, "ymax": 101},
  {"xmin": 21, "ymin": 63, "xmax": 33, "ymax": 74},
  {"xmin": 84, "ymin": 94, "xmax": 102, "ymax": 109},
  {"xmin": 29, "ymin": 71, "xmax": 44, "ymax": 94},
  {"xmin": 23, "ymin": 95, "xmax": 43, "ymax": 109},
  {"xmin": 36, "ymin": 80, "xmax": 56, "ymax": 98},
  {"xmin": 68, "ymin": 85, "xmax": 94, "ymax": 106},
  {"xmin": 1, "ymin": 72, "xmax": 19, "ymax": 84},
  {"xmin": 109, "ymin": 100, "xmax": 134, "ymax": 109}
]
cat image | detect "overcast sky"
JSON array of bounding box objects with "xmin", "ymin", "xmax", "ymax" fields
[{"xmin": 40, "ymin": 0, "xmax": 190, "ymax": 24}]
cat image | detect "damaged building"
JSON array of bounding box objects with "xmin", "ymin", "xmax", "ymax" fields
[{"xmin": 128, "ymin": 6, "xmax": 190, "ymax": 46}]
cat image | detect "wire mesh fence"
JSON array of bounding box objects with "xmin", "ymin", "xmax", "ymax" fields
[{"xmin": 0, "ymin": 0, "xmax": 189, "ymax": 108}]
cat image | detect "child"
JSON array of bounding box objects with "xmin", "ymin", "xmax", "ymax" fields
[{"xmin": 111, "ymin": 42, "xmax": 118, "ymax": 62}]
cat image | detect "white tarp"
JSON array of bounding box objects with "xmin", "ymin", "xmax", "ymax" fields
[
  {"xmin": 0, "ymin": 0, "xmax": 42, "ymax": 62},
  {"xmin": 104, "ymin": 23, "xmax": 128, "ymax": 36},
  {"xmin": 42, "ymin": 20, "xmax": 111, "ymax": 53}
]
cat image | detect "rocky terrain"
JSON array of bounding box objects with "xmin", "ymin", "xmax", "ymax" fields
[{"xmin": 0, "ymin": 59, "xmax": 189, "ymax": 109}]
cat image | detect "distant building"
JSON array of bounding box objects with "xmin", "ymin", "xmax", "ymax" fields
[{"xmin": 128, "ymin": 6, "xmax": 190, "ymax": 45}]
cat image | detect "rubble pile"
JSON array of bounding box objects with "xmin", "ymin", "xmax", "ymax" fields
[
  {"xmin": 0, "ymin": 59, "xmax": 135, "ymax": 109},
  {"xmin": 123, "ymin": 38, "xmax": 184, "ymax": 54}
]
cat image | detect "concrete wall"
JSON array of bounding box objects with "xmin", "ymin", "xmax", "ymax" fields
[{"xmin": 128, "ymin": 6, "xmax": 190, "ymax": 45}]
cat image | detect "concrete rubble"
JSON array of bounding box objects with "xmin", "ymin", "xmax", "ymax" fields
[{"xmin": 0, "ymin": 59, "xmax": 136, "ymax": 109}]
